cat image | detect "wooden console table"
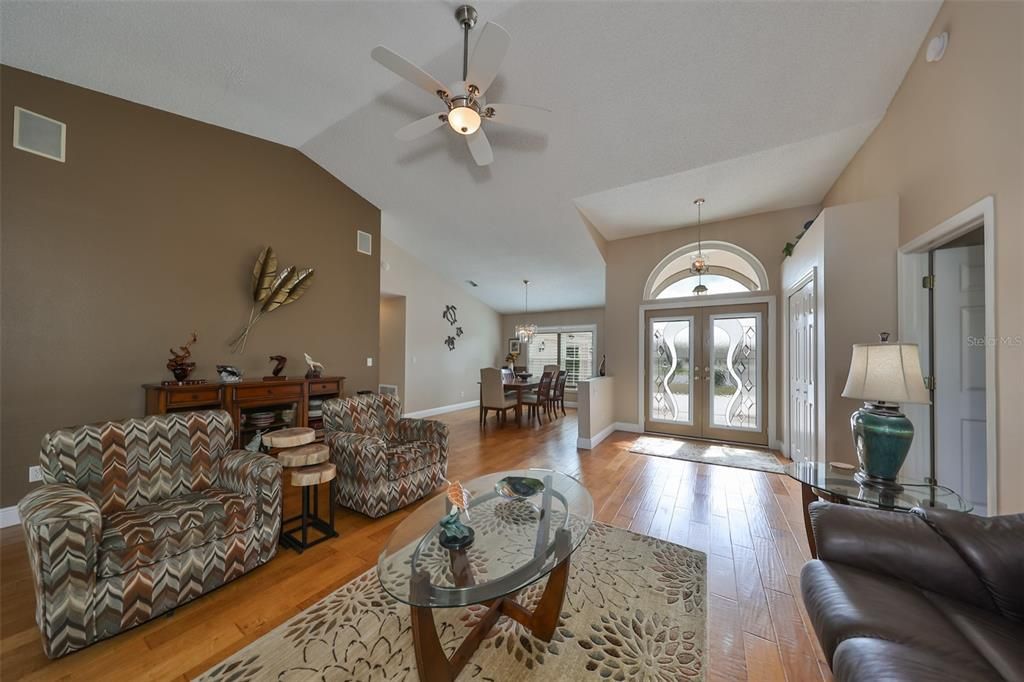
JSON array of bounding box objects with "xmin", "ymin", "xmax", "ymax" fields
[{"xmin": 144, "ymin": 376, "xmax": 344, "ymax": 447}]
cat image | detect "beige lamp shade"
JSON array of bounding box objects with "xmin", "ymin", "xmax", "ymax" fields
[{"xmin": 842, "ymin": 342, "xmax": 931, "ymax": 404}]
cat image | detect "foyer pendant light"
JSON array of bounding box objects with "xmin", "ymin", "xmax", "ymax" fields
[
  {"xmin": 690, "ymin": 198, "xmax": 709, "ymax": 276},
  {"xmin": 515, "ymin": 279, "xmax": 538, "ymax": 343},
  {"xmin": 691, "ymin": 198, "xmax": 709, "ymax": 295}
]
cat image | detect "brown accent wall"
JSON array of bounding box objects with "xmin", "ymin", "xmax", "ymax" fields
[
  {"xmin": 1, "ymin": 66, "xmax": 381, "ymax": 507},
  {"xmin": 822, "ymin": 1, "xmax": 1023, "ymax": 513}
]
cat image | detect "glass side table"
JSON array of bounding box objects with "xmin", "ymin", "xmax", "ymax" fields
[{"xmin": 785, "ymin": 460, "xmax": 972, "ymax": 558}]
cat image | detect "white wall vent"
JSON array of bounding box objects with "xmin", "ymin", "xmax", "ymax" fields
[
  {"xmin": 13, "ymin": 107, "xmax": 66, "ymax": 162},
  {"xmin": 357, "ymin": 230, "xmax": 373, "ymax": 255}
]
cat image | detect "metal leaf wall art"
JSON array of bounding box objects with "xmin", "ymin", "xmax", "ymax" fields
[{"xmin": 230, "ymin": 247, "xmax": 315, "ymax": 353}]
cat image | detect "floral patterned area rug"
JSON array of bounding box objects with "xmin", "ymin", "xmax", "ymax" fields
[
  {"xmin": 630, "ymin": 435, "xmax": 786, "ymax": 474},
  {"xmin": 199, "ymin": 522, "xmax": 706, "ymax": 681}
]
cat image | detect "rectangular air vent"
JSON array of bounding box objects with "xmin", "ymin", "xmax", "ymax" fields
[
  {"xmin": 357, "ymin": 230, "xmax": 372, "ymax": 255},
  {"xmin": 13, "ymin": 107, "xmax": 66, "ymax": 162}
]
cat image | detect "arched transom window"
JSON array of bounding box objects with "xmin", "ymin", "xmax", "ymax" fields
[{"xmin": 644, "ymin": 241, "xmax": 768, "ymax": 300}]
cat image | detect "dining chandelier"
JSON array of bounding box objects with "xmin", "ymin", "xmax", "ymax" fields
[{"xmin": 515, "ymin": 279, "xmax": 537, "ymax": 343}]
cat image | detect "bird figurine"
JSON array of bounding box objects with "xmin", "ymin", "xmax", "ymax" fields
[{"xmin": 304, "ymin": 352, "xmax": 325, "ymax": 379}]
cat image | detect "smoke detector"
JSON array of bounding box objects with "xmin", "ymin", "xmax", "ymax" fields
[{"xmin": 926, "ymin": 32, "xmax": 948, "ymax": 63}]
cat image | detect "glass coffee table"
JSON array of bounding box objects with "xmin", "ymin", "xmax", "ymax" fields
[
  {"xmin": 786, "ymin": 460, "xmax": 972, "ymax": 557},
  {"xmin": 378, "ymin": 469, "xmax": 594, "ymax": 681}
]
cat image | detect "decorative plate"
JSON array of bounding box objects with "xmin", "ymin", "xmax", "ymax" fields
[{"xmin": 494, "ymin": 476, "xmax": 545, "ymax": 500}]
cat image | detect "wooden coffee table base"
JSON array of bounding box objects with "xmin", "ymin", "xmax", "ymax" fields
[{"xmin": 409, "ymin": 552, "xmax": 570, "ymax": 682}]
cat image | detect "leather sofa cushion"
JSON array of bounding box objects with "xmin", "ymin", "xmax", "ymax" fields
[
  {"xmin": 832, "ymin": 638, "xmax": 1004, "ymax": 682},
  {"xmin": 99, "ymin": 488, "xmax": 254, "ymax": 578},
  {"xmin": 387, "ymin": 441, "xmax": 437, "ymax": 480},
  {"xmin": 802, "ymin": 560, "xmax": 1015, "ymax": 681}
]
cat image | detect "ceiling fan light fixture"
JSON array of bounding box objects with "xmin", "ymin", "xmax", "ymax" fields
[{"xmin": 448, "ymin": 105, "xmax": 481, "ymax": 135}]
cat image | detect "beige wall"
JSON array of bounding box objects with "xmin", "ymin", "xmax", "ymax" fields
[
  {"xmin": 822, "ymin": 1, "xmax": 1023, "ymax": 512},
  {"xmin": 1, "ymin": 66, "xmax": 381, "ymax": 507},
  {"xmin": 605, "ymin": 205, "xmax": 821, "ymax": 433},
  {"xmin": 501, "ymin": 307, "xmax": 606, "ymax": 391},
  {"xmin": 380, "ymin": 237, "xmax": 502, "ymax": 414},
  {"xmin": 379, "ymin": 295, "xmax": 407, "ymax": 406}
]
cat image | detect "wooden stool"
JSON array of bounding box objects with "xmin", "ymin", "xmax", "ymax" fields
[
  {"xmin": 281, "ymin": 462, "xmax": 338, "ymax": 552},
  {"xmin": 263, "ymin": 427, "xmax": 337, "ymax": 553}
]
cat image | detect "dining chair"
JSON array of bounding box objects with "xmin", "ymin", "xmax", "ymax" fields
[
  {"xmin": 552, "ymin": 370, "xmax": 568, "ymax": 417},
  {"xmin": 521, "ymin": 371, "xmax": 554, "ymax": 424},
  {"xmin": 480, "ymin": 368, "xmax": 518, "ymax": 427}
]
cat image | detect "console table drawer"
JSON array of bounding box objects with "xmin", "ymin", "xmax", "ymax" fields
[
  {"xmin": 308, "ymin": 380, "xmax": 341, "ymax": 395},
  {"xmin": 167, "ymin": 387, "xmax": 221, "ymax": 406},
  {"xmin": 234, "ymin": 383, "xmax": 302, "ymax": 401}
]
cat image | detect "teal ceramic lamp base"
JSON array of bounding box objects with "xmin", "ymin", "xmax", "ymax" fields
[{"xmin": 850, "ymin": 402, "xmax": 914, "ymax": 492}]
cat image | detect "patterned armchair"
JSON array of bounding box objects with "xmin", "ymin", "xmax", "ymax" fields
[
  {"xmin": 323, "ymin": 393, "xmax": 448, "ymax": 518},
  {"xmin": 17, "ymin": 410, "xmax": 281, "ymax": 658}
]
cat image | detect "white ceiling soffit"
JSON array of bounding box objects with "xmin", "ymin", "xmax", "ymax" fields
[
  {"xmin": 0, "ymin": 1, "xmax": 941, "ymax": 313},
  {"xmin": 575, "ymin": 120, "xmax": 880, "ymax": 241}
]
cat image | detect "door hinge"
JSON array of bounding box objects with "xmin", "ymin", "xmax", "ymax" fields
[
  {"xmin": 922, "ymin": 275, "xmax": 935, "ymax": 289},
  {"xmin": 924, "ymin": 376, "xmax": 936, "ymax": 391}
]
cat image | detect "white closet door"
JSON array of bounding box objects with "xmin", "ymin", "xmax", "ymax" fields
[
  {"xmin": 789, "ymin": 277, "xmax": 816, "ymax": 464},
  {"xmin": 934, "ymin": 245, "xmax": 986, "ymax": 515}
]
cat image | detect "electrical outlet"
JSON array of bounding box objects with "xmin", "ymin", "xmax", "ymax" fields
[
  {"xmin": 28, "ymin": 465, "xmax": 43, "ymax": 483},
  {"xmin": 366, "ymin": 357, "xmax": 374, "ymax": 367},
  {"xmin": 460, "ymin": 391, "xmax": 465, "ymax": 398}
]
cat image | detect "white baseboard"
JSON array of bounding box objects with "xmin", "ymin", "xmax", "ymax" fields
[
  {"xmin": 0, "ymin": 506, "xmax": 20, "ymax": 529},
  {"xmin": 577, "ymin": 422, "xmax": 617, "ymax": 450},
  {"xmin": 613, "ymin": 421, "xmax": 644, "ymax": 433},
  {"xmin": 773, "ymin": 439, "xmax": 786, "ymax": 454},
  {"xmin": 404, "ymin": 400, "xmax": 479, "ymax": 419}
]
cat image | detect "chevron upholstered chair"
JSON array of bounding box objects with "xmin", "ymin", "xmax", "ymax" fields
[
  {"xmin": 17, "ymin": 410, "xmax": 281, "ymax": 658},
  {"xmin": 323, "ymin": 393, "xmax": 448, "ymax": 518}
]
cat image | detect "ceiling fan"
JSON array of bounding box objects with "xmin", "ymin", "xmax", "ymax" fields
[{"xmin": 371, "ymin": 4, "xmax": 550, "ymax": 166}]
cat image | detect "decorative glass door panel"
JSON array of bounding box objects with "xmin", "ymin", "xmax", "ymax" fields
[
  {"xmin": 708, "ymin": 315, "xmax": 760, "ymax": 431},
  {"xmin": 645, "ymin": 304, "xmax": 768, "ymax": 445},
  {"xmin": 646, "ymin": 315, "xmax": 702, "ymax": 438},
  {"xmin": 651, "ymin": 318, "xmax": 693, "ymax": 424}
]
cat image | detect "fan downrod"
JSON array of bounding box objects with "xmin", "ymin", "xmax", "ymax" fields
[{"xmin": 455, "ymin": 5, "xmax": 478, "ymax": 29}]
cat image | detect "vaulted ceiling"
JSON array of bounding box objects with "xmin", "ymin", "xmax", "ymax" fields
[{"xmin": 1, "ymin": 0, "xmax": 940, "ymax": 311}]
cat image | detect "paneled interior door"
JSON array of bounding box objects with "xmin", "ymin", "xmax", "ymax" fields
[
  {"xmin": 645, "ymin": 304, "xmax": 769, "ymax": 445},
  {"xmin": 788, "ymin": 277, "xmax": 816, "ymax": 463}
]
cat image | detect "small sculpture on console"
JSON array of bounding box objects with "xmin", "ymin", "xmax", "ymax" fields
[
  {"xmin": 304, "ymin": 352, "xmax": 325, "ymax": 379},
  {"xmin": 438, "ymin": 480, "xmax": 475, "ymax": 549},
  {"xmin": 265, "ymin": 355, "xmax": 287, "ymax": 380},
  {"xmin": 217, "ymin": 365, "xmax": 243, "ymax": 383},
  {"xmin": 166, "ymin": 332, "xmax": 198, "ymax": 382}
]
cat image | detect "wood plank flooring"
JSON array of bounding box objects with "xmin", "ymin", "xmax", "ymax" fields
[{"xmin": 0, "ymin": 408, "xmax": 830, "ymax": 681}]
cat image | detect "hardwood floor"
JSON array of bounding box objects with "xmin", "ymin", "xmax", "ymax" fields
[{"xmin": 0, "ymin": 408, "xmax": 831, "ymax": 681}]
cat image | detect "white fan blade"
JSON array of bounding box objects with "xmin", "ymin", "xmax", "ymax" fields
[
  {"xmin": 395, "ymin": 113, "xmax": 448, "ymax": 141},
  {"xmin": 466, "ymin": 22, "xmax": 510, "ymax": 96},
  {"xmin": 466, "ymin": 129, "xmax": 493, "ymax": 166},
  {"xmin": 485, "ymin": 103, "xmax": 551, "ymax": 131},
  {"xmin": 372, "ymin": 46, "xmax": 449, "ymax": 98}
]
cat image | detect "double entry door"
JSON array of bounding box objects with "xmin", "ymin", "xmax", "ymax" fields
[{"xmin": 645, "ymin": 303, "xmax": 768, "ymax": 446}]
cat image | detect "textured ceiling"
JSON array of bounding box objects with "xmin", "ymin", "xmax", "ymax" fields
[{"xmin": 1, "ymin": 0, "xmax": 940, "ymax": 312}]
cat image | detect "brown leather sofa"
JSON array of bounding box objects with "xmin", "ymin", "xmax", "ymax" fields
[{"xmin": 800, "ymin": 501, "xmax": 1024, "ymax": 681}]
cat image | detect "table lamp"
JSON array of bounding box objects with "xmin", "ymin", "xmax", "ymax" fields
[{"xmin": 841, "ymin": 332, "xmax": 930, "ymax": 491}]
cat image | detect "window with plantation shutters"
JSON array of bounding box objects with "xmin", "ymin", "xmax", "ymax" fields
[
  {"xmin": 526, "ymin": 333, "xmax": 558, "ymax": 379},
  {"xmin": 525, "ymin": 328, "xmax": 596, "ymax": 389}
]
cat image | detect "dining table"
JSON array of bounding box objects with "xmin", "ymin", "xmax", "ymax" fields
[{"xmin": 478, "ymin": 377, "xmax": 540, "ymax": 426}]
